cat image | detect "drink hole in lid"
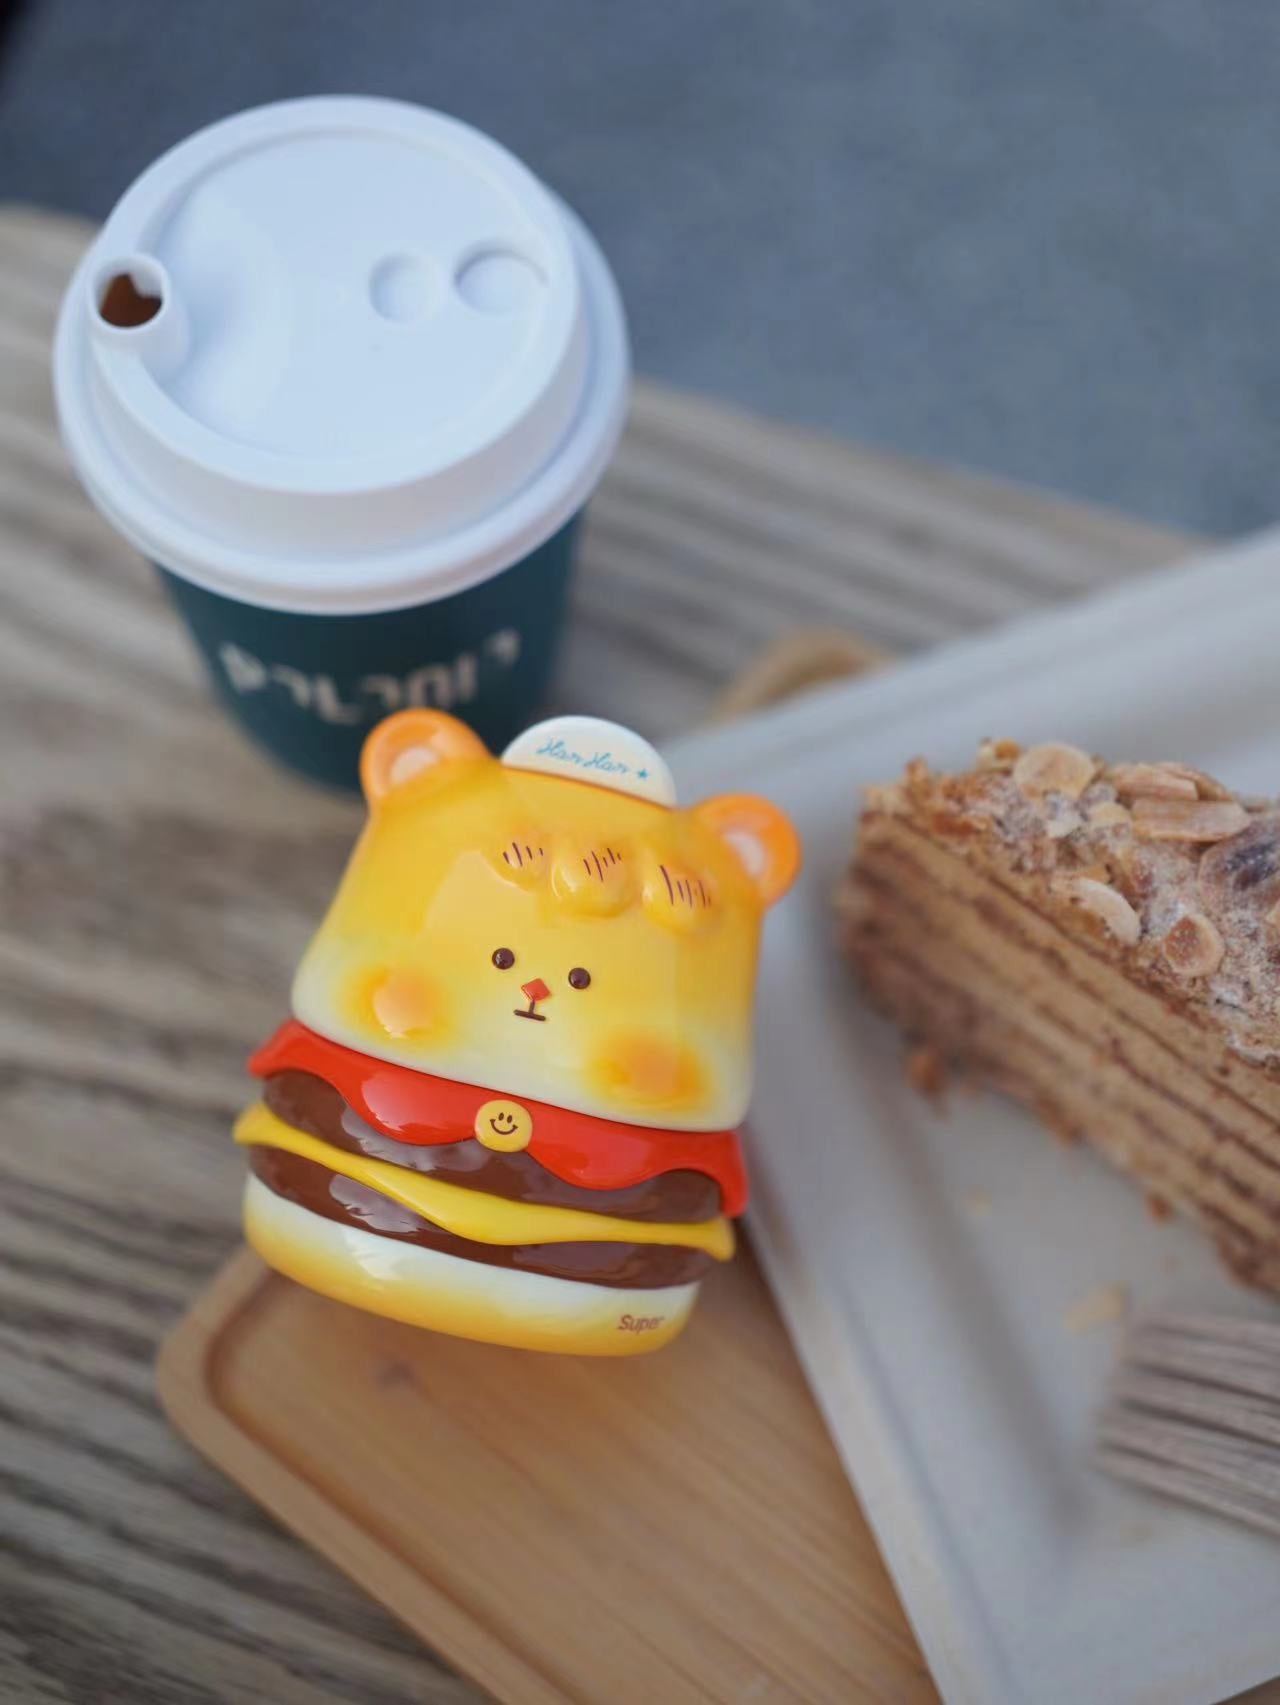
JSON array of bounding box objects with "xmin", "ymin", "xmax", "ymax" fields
[
  {"xmin": 95, "ymin": 257, "xmax": 164, "ymax": 328},
  {"xmin": 90, "ymin": 253, "xmax": 189, "ymax": 378}
]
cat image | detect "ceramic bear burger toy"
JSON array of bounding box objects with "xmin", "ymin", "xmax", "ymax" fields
[{"xmin": 234, "ymin": 710, "xmax": 799, "ymax": 1355}]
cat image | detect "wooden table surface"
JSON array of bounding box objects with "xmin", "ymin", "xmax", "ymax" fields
[{"xmin": 0, "ymin": 205, "xmax": 1214, "ymax": 1703}]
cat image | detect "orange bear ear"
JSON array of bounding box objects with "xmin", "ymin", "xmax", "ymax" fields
[
  {"xmin": 360, "ymin": 711, "xmax": 489, "ymax": 805},
  {"xmin": 694, "ymin": 794, "xmax": 801, "ymax": 908}
]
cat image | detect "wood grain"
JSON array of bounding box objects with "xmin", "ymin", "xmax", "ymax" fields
[
  {"xmin": 160, "ymin": 1240, "xmax": 928, "ymax": 1705},
  {"xmin": 0, "ymin": 204, "xmax": 1214, "ymax": 1703}
]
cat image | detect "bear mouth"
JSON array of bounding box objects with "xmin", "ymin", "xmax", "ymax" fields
[{"xmin": 513, "ymin": 1005, "xmax": 547, "ymax": 1023}]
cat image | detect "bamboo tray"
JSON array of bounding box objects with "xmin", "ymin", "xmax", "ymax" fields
[{"xmin": 156, "ymin": 636, "xmax": 935, "ymax": 1705}]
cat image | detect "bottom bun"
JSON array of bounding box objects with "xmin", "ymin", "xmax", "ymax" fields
[{"xmin": 243, "ymin": 1176, "xmax": 700, "ymax": 1356}]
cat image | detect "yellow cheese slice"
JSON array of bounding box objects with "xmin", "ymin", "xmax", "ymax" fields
[{"xmin": 235, "ymin": 1101, "xmax": 735, "ymax": 1261}]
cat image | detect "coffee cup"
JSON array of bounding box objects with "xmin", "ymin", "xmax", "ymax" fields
[{"xmin": 54, "ymin": 96, "xmax": 629, "ymax": 788}]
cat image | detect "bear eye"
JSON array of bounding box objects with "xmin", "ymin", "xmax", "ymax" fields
[
  {"xmin": 492, "ymin": 947, "xmax": 516, "ymax": 970},
  {"xmin": 568, "ymin": 967, "xmax": 591, "ymax": 990}
]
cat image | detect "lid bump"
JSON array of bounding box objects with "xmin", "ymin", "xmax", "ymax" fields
[
  {"xmin": 455, "ymin": 246, "xmax": 544, "ymax": 314},
  {"xmin": 369, "ymin": 253, "xmax": 438, "ymax": 322}
]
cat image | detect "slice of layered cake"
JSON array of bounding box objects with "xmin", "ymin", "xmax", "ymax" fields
[{"xmin": 841, "ymin": 740, "xmax": 1280, "ymax": 1290}]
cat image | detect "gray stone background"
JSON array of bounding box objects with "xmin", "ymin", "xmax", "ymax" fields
[{"xmin": 3, "ymin": 0, "xmax": 1277, "ymax": 535}]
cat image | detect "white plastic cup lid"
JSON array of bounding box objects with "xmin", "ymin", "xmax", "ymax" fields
[{"xmin": 53, "ymin": 96, "xmax": 630, "ymax": 614}]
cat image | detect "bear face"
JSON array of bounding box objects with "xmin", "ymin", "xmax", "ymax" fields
[{"xmin": 291, "ymin": 711, "xmax": 799, "ymax": 1130}]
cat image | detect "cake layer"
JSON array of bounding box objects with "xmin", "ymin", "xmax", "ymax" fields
[
  {"xmin": 855, "ymin": 913, "xmax": 1278, "ymax": 1251},
  {"xmin": 847, "ymin": 811, "xmax": 1280, "ymax": 1289},
  {"xmin": 850, "ymin": 908, "xmax": 1280, "ymax": 1254},
  {"xmin": 859, "ymin": 811, "xmax": 1280, "ymax": 1131},
  {"xmin": 851, "ymin": 929, "xmax": 1280, "ymax": 1292},
  {"xmin": 854, "ymin": 820, "xmax": 1280, "ymax": 1202}
]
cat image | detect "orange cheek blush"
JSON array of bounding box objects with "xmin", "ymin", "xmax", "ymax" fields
[
  {"xmin": 347, "ymin": 966, "xmax": 445, "ymax": 1040},
  {"xmin": 591, "ymin": 1035, "xmax": 708, "ymax": 1111}
]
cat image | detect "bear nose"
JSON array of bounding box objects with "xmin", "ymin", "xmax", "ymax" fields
[{"xmin": 521, "ymin": 978, "xmax": 551, "ymax": 1004}]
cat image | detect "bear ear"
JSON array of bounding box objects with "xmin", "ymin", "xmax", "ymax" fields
[
  {"xmin": 361, "ymin": 711, "xmax": 489, "ymax": 805},
  {"xmin": 694, "ymin": 794, "xmax": 801, "ymax": 908}
]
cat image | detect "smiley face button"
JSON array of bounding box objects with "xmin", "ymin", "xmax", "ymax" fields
[{"xmin": 474, "ymin": 1098, "xmax": 534, "ymax": 1152}]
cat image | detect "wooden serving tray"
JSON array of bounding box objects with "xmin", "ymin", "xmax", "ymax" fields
[
  {"xmin": 159, "ymin": 1244, "xmax": 925, "ymax": 1704},
  {"xmin": 157, "ymin": 640, "xmax": 933, "ymax": 1705}
]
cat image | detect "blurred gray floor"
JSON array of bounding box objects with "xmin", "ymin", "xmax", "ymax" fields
[{"xmin": 3, "ymin": 0, "xmax": 1279, "ymax": 535}]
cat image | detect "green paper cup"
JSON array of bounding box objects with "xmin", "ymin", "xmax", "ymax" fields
[
  {"xmin": 155, "ymin": 518, "xmax": 579, "ymax": 786},
  {"xmin": 53, "ymin": 98, "xmax": 629, "ymax": 789}
]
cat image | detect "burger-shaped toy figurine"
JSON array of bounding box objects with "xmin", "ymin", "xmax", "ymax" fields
[{"xmin": 234, "ymin": 710, "xmax": 799, "ymax": 1355}]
